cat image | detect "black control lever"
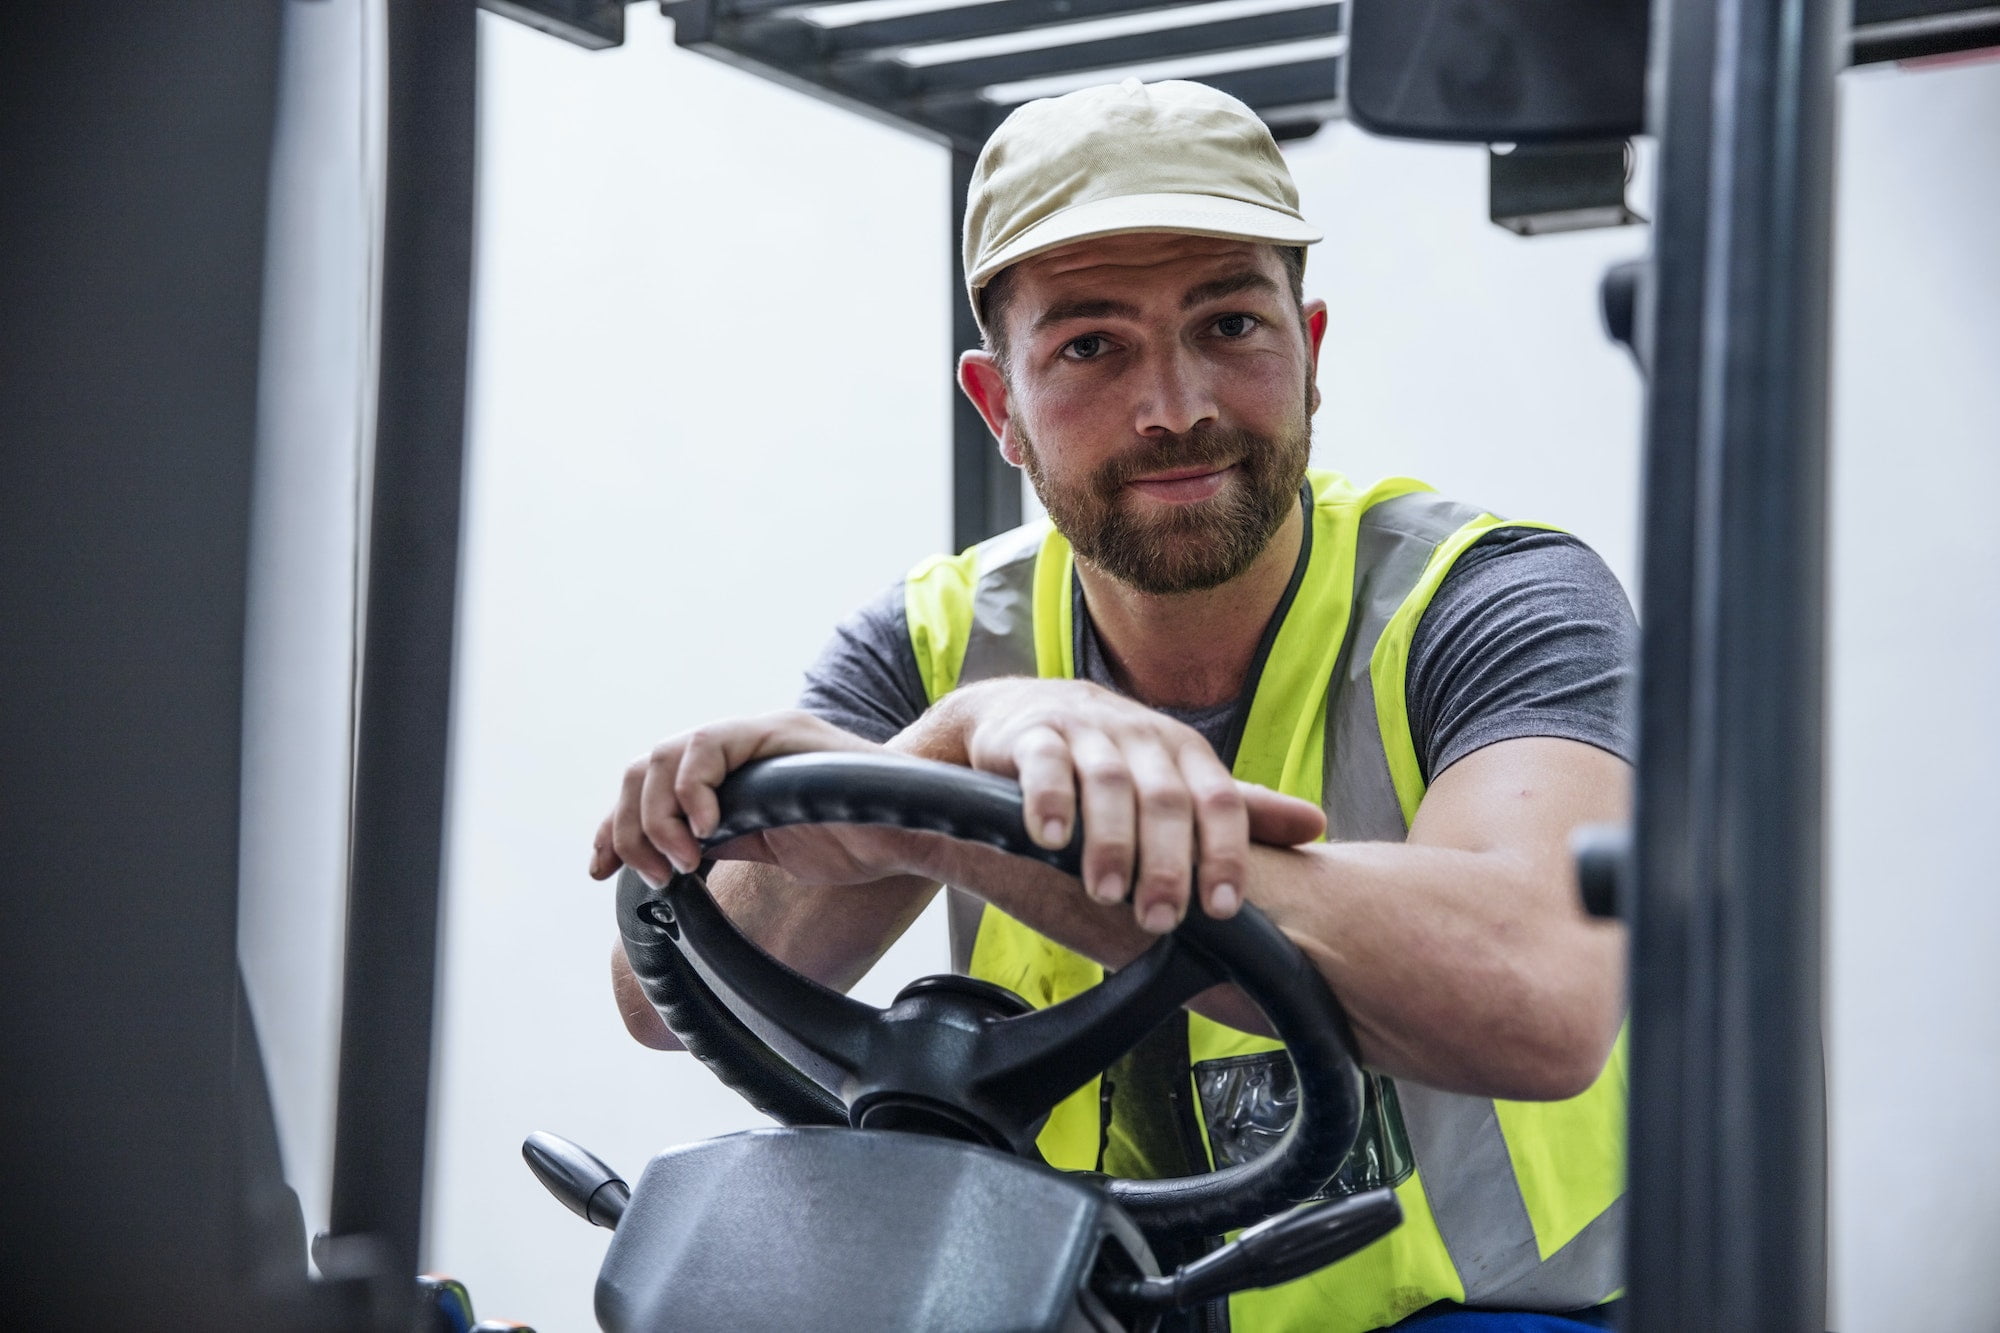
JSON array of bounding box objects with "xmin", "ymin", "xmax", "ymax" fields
[
  {"xmin": 523, "ymin": 1131, "xmax": 630, "ymax": 1229},
  {"xmin": 1572, "ymin": 822, "xmax": 1631, "ymax": 921},
  {"xmin": 1600, "ymin": 258, "xmax": 1648, "ymax": 373},
  {"xmin": 1099, "ymin": 1188, "xmax": 1402, "ymax": 1312}
]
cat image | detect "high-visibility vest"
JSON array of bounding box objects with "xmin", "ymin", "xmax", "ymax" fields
[{"xmin": 902, "ymin": 469, "xmax": 1626, "ymax": 1331}]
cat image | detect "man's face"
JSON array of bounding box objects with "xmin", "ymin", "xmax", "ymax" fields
[{"xmin": 966, "ymin": 234, "xmax": 1326, "ymax": 597}]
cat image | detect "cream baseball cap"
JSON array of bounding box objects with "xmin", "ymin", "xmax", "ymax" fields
[{"xmin": 962, "ymin": 78, "xmax": 1322, "ymax": 328}]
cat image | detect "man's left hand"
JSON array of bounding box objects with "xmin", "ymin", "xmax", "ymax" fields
[{"xmin": 900, "ymin": 677, "xmax": 1325, "ymax": 935}]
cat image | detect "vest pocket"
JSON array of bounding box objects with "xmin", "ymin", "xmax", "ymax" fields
[{"xmin": 1193, "ymin": 1051, "xmax": 1415, "ymax": 1199}]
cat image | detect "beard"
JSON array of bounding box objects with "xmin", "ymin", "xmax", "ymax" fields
[{"xmin": 1014, "ymin": 415, "xmax": 1311, "ymax": 597}]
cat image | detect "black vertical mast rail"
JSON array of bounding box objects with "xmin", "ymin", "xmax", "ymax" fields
[
  {"xmin": 1627, "ymin": 0, "xmax": 1839, "ymax": 1325},
  {"xmin": 326, "ymin": 0, "xmax": 479, "ymax": 1318}
]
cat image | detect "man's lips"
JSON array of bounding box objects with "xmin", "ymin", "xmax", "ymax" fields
[{"xmin": 1123, "ymin": 463, "xmax": 1237, "ymax": 504}]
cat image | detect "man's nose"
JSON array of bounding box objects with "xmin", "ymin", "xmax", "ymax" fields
[{"xmin": 1132, "ymin": 346, "xmax": 1219, "ymax": 437}]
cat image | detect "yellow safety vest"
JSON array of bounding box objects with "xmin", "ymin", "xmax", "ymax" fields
[{"xmin": 902, "ymin": 470, "xmax": 1625, "ymax": 1331}]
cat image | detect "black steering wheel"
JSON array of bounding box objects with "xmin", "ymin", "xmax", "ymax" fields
[{"xmin": 617, "ymin": 752, "xmax": 1368, "ymax": 1242}]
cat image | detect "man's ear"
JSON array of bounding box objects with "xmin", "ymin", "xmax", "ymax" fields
[
  {"xmin": 958, "ymin": 349, "xmax": 1021, "ymax": 463},
  {"xmin": 1302, "ymin": 298, "xmax": 1329, "ymax": 417}
]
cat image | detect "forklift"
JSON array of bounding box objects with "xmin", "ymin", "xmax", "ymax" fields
[{"xmin": 6, "ymin": 0, "xmax": 1990, "ymax": 1326}]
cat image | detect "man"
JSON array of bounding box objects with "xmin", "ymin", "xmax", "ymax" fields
[{"xmin": 591, "ymin": 80, "xmax": 1633, "ymax": 1332}]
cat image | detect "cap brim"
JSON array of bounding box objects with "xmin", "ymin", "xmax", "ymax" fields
[{"xmin": 968, "ymin": 192, "xmax": 1322, "ymax": 292}]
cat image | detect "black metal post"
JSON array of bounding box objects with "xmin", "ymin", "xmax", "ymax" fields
[
  {"xmin": 1626, "ymin": 0, "xmax": 1839, "ymax": 1323},
  {"xmin": 325, "ymin": 0, "xmax": 478, "ymax": 1317},
  {"xmin": 951, "ymin": 147, "xmax": 1024, "ymax": 550},
  {"xmin": 0, "ymin": 5, "xmax": 304, "ymax": 1327}
]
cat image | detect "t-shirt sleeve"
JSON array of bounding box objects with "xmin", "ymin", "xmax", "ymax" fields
[
  {"xmin": 1405, "ymin": 528, "xmax": 1638, "ymax": 784},
  {"xmin": 797, "ymin": 580, "xmax": 932, "ymax": 744}
]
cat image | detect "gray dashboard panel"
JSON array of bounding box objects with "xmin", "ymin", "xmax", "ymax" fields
[{"xmin": 595, "ymin": 1127, "xmax": 1156, "ymax": 1333}]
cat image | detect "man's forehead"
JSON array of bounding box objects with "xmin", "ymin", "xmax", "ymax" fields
[{"xmin": 1018, "ymin": 232, "xmax": 1275, "ymax": 288}]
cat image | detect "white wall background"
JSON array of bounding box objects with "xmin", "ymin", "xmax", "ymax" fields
[
  {"xmin": 227, "ymin": 7, "xmax": 1998, "ymax": 1327},
  {"xmin": 424, "ymin": 11, "xmax": 955, "ymax": 1325},
  {"xmin": 1824, "ymin": 56, "xmax": 2000, "ymax": 1333}
]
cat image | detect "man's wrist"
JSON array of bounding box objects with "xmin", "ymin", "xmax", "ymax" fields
[{"xmin": 888, "ymin": 689, "xmax": 975, "ymax": 767}]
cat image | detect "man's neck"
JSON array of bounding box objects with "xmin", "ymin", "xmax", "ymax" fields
[{"xmin": 1075, "ymin": 501, "xmax": 1305, "ymax": 711}]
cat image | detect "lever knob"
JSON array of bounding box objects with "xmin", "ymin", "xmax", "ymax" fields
[
  {"xmin": 1102, "ymin": 1187, "xmax": 1403, "ymax": 1312},
  {"xmin": 1573, "ymin": 822, "xmax": 1631, "ymax": 920},
  {"xmin": 523, "ymin": 1131, "xmax": 630, "ymax": 1229}
]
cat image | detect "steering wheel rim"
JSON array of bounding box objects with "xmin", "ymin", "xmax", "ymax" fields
[{"xmin": 617, "ymin": 751, "xmax": 1367, "ymax": 1241}]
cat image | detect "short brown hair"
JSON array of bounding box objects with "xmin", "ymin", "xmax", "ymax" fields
[{"xmin": 977, "ymin": 243, "xmax": 1308, "ymax": 372}]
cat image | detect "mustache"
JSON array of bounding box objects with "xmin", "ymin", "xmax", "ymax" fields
[{"xmin": 1094, "ymin": 426, "xmax": 1260, "ymax": 492}]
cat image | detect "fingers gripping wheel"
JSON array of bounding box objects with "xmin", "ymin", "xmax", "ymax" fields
[{"xmin": 616, "ymin": 752, "xmax": 1369, "ymax": 1241}]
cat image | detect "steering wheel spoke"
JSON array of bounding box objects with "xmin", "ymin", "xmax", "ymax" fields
[
  {"xmin": 970, "ymin": 935, "xmax": 1218, "ymax": 1128},
  {"xmin": 658, "ymin": 871, "xmax": 875, "ymax": 1098}
]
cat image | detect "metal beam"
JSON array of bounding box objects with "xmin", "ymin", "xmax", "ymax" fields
[
  {"xmin": 919, "ymin": 51, "xmax": 1341, "ymax": 145},
  {"xmin": 723, "ymin": 0, "xmax": 926, "ymax": 19},
  {"xmin": 0, "ymin": 4, "xmax": 286, "ymax": 1324},
  {"xmin": 480, "ymin": 0, "xmax": 627, "ymax": 49},
  {"xmin": 325, "ymin": 0, "xmax": 479, "ymax": 1319},
  {"xmin": 1625, "ymin": 0, "xmax": 1837, "ymax": 1320},
  {"xmin": 673, "ymin": 0, "xmax": 1351, "ymax": 150},
  {"xmin": 1851, "ymin": 1, "xmax": 2000, "ymax": 61},
  {"xmin": 834, "ymin": 5, "xmax": 1341, "ymax": 100},
  {"xmin": 807, "ymin": 0, "xmax": 1228, "ymax": 56}
]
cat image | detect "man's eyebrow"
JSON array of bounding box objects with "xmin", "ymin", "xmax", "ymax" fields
[
  {"xmin": 1031, "ymin": 297, "xmax": 1142, "ymax": 332},
  {"xmin": 1027, "ymin": 270, "xmax": 1279, "ymax": 331},
  {"xmin": 1181, "ymin": 270, "xmax": 1281, "ymax": 309}
]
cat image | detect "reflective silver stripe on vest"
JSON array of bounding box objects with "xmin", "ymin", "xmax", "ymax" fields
[
  {"xmin": 945, "ymin": 526, "xmax": 1045, "ymax": 974},
  {"xmin": 1321, "ymin": 491, "xmax": 1487, "ymax": 842},
  {"xmin": 1332, "ymin": 492, "xmax": 1621, "ymax": 1311}
]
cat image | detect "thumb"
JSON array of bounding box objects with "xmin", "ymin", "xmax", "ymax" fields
[
  {"xmin": 1240, "ymin": 783, "xmax": 1326, "ymax": 847},
  {"xmin": 588, "ymin": 813, "xmax": 621, "ymax": 880}
]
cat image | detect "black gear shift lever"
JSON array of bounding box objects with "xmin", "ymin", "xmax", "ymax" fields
[{"xmin": 523, "ymin": 1131, "xmax": 630, "ymax": 1230}]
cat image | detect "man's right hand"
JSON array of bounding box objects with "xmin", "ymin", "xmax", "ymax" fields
[
  {"xmin": 594, "ymin": 712, "xmax": 944, "ymax": 1052},
  {"xmin": 589, "ymin": 710, "xmax": 899, "ymax": 889}
]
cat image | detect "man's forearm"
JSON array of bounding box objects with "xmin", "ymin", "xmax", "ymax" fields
[
  {"xmin": 878, "ymin": 833, "xmax": 1622, "ymax": 1102},
  {"xmin": 1249, "ymin": 840, "xmax": 1624, "ymax": 1099},
  {"xmin": 706, "ymin": 860, "xmax": 940, "ymax": 993}
]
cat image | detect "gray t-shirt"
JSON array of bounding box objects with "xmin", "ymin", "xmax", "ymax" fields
[{"xmin": 798, "ymin": 527, "xmax": 1637, "ymax": 786}]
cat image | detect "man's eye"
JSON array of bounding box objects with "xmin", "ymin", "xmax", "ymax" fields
[
  {"xmin": 1063, "ymin": 334, "xmax": 1107, "ymax": 360},
  {"xmin": 1214, "ymin": 313, "xmax": 1258, "ymax": 338}
]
